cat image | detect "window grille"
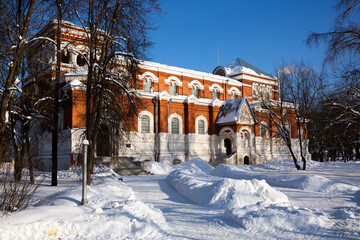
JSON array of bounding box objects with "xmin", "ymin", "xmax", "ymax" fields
[
  {"xmin": 171, "ymin": 118, "xmax": 180, "ymax": 134},
  {"xmin": 141, "ymin": 115, "xmax": 150, "ymax": 133},
  {"xmin": 198, "ymin": 119, "xmax": 205, "ymax": 135}
]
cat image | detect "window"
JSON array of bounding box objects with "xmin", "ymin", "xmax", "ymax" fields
[
  {"xmin": 192, "ymin": 86, "xmax": 199, "ymax": 98},
  {"xmin": 171, "ymin": 118, "xmax": 179, "ymax": 134},
  {"xmin": 260, "ymin": 124, "xmax": 268, "ymax": 138},
  {"xmin": 61, "ymin": 50, "xmax": 70, "ymax": 64},
  {"xmin": 143, "ymin": 78, "xmax": 151, "ymax": 93},
  {"xmin": 173, "ymin": 159, "xmax": 181, "ymax": 165},
  {"xmin": 231, "ymin": 92, "xmax": 236, "ymax": 99},
  {"xmin": 285, "ymin": 122, "xmax": 291, "ymax": 137},
  {"xmin": 141, "ymin": 115, "xmax": 150, "ymax": 133},
  {"xmin": 198, "ymin": 119, "xmax": 205, "ymax": 135},
  {"xmin": 76, "ymin": 54, "xmax": 86, "ymax": 66},
  {"xmin": 169, "ymin": 82, "xmax": 177, "ymax": 95},
  {"xmin": 300, "ymin": 127, "xmax": 305, "ymax": 139},
  {"xmin": 212, "ymin": 89, "xmax": 218, "ymax": 100}
]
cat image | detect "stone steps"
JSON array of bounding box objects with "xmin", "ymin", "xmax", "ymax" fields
[{"xmin": 109, "ymin": 157, "xmax": 151, "ymax": 176}]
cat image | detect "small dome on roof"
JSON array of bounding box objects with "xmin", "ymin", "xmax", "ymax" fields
[{"xmin": 213, "ymin": 58, "xmax": 273, "ymax": 78}]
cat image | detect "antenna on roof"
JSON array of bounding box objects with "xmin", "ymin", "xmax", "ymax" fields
[{"xmin": 217, "ymin": 42, "xmax": 220, "ymax": 66}]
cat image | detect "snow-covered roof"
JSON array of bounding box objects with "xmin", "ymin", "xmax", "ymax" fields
[
  {"xmin": 216, "ymin": 97, "xmax": 247, "ymax": 124},
  {"xmin": 214, "ymin": 58, "xmax": 273, "ymax": 78},
  {"xmin": 62, "ymin": 79, "xmax": 86, "ymax": 91}
]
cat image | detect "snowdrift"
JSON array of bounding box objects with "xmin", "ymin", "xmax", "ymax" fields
[
  {"xmin": 213, "ymin": 163, "xmax": 359, "ymax": 193},
  {"xmin": 225, "ymin": 203, "xmax": 331, "ymax": 232},
  {"xmin": 0, "ymin": 166, "xmax": 169, "ymax": 240},
  {"xmin": 166, "ymin": 168, "xmax": 332, "ymax": 232},
  {"xmin": 166, "ymin": 169, "xmax": 288, "ymax": 209}
]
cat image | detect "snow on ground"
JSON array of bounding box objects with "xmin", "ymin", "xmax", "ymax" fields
[
  {"xmin": 166, "ymin": 168, "xmax": 288, "ymax": 209},
  {"xmin": 0, "ymin": 166, "xmax": 170, "ymax": 240},
  {"xmin": 147, "ymin": 157, "xmax": 213, "ymax": 175},
  {"xmin": 1, "ymin": 158, "xmax": 360, "ymax": 239},
  {"xmin": 130, "ymin": 158, "xmax": 360, "ymax": 239}
]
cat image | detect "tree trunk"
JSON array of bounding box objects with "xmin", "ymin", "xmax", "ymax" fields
[
  {"xmin": 51, "ymin": 0, "xmax": 63, "ymax": 186},
  {"xmin": 288, "ymin": 143, "xmax": 301, "ymax": 170}
]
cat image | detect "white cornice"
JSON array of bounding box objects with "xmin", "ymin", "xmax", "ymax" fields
[{"xmin": 231, "ymin": 73, "xmax": 277, "ymax": 85}]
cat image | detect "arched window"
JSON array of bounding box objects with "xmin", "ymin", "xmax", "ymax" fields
[
  {"xmin": 61, "ymin": 50, "xmax": 70, "ymax": 64},
  {"xmin": 212, "ymin": 89, "xmax": 218, "ymax": 100},
  {"xmin": 169, "ymin": 82, "xmax": 177, "ymax": 95},
  {"xmin": 143, "ymin": 78, "xmax": 151, "ymax": 93},
  {"xmin": 192, "ymin": 86, "xmax": 199, "ymax": 98},
  {"xmin": 76, "ymin": 54, "xmax": 86, "ymax": 66},
  {"xmin": 138, "ymin": 111, "xmax": 153, "ymax": 133},
  {"xmin": 260, "ymin": 124, "xmax": 268, "ymax": 138},
  {"xmin": 171, "ymin": 118, "xmax": 179, "ymax": 134},
  {"xmin": 141, "ymin": 115, "xmax": 150, "ymax": 133},
  {"xmin": 198, "ymin": 119, "xmax": 205, "ymax": 135},
  {"xmin": 228, "ymin": 87, "xmax": 241, "ymax": 99}
]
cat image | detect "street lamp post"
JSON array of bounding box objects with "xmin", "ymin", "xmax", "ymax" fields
[{"xmin": 81, "ymin": 139, "xmax": 89, "ymax": 205}]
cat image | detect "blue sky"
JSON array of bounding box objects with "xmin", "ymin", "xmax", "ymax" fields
[{"xmin": 148, "ymin": 0, "xmax": 337, "ymax": 76}]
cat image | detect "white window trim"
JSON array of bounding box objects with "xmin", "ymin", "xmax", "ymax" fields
[
  {"xmin": 138, "ymin": 71, "xmax": 159, "ymax": 82},
  {"xmin": 138, "ymin": 110, "xmax": 154, "ymax": 133},
  {"xmin": 209, "ymin": 83, "xmax": 224, "ymax": 93},
  {"xmin": 165, "ymin": 76, "xmax": 183, "ymax": 86},
  {"xmin": 188, "ymin": 80, "xmax": 204, "ymax": 90},
  {"xmin": 195, "ymin": 115, "xmax": 208, "ymax": 135},
  {"xmin": 228, "ymin": 86, "xmax": 241, "ymax": 95},
  {"xmin": 168, "ymin": 113, "xmax": 183, "ymax": 134}
]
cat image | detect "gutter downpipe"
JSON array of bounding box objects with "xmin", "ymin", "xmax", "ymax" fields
[
  {"xmin": 166, "ymin": 98, "xmax": 173, "ymax": 155},
  {"xmin": 155, "ymin": 95, "xmax": 160, "ymax": 162},
  {"xmin": 167, "ymin": 98, "xmax": 173, "ymax": 131}
]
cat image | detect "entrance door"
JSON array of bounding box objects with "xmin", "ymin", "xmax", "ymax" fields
[
  {"xmin": 224, "ymin": 138, "xmax": 232, "ymax": 156},
  {"xmin": 244, "ymin": 156, "xmax": 250, "ymax": 165}
]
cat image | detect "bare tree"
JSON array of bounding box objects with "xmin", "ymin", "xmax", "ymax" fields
[
  {"xmin": 307, "ymin": 0, "xmax": 360, "ymax": 64},
  {"xmin": 307, "ymin": 0, "xmax": 360, "ymax": 161},
  {"xmin": 254, "ymin": 97, "xmax": 301, "ymax": 170},
  {"xmin": 277, "ymin": 62, "xmax": 325, "ymax": 169},
  {"xmin": 0, "ymin": 0, "xmax": 51, "ymax": 180},
  {"xmin": 73, "ymin": 0, "xmax": 160, "ymax": 184}
]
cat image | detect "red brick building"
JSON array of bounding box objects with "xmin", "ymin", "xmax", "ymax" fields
[{"xmin": 27, "ymin": 21, "xmax": 308, "ymax": 170}]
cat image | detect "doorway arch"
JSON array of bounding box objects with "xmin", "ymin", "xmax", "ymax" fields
[
  {"xmin": 96, "ymin": 124, "xmax": 111, "ymax": 157},
  {"xmin": 244, "ymin": 156, "xmax": 250, "ymax": 165},
  {"xmin": 224, "ymin": 138, "xmax": 232, "ymax": 156}
]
